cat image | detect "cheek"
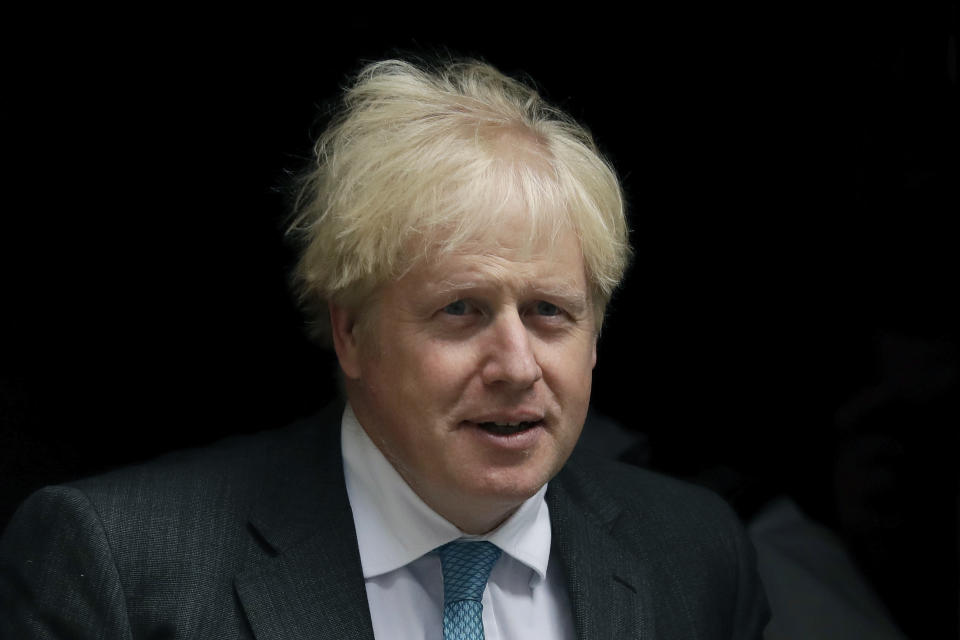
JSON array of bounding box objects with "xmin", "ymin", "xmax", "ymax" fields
[
  {"xmin": 542, "ymin": 338, "xmax": 596, "ymax": 384},
  {"xmin": 392, "ymin": 342, "xmax": 479, "ymax": 406}
]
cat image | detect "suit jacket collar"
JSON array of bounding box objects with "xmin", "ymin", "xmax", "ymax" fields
[
  {"xmin": 548, "ymin": 458, "xmax": 650, "ymax": 639},
  {"xmin": 233, "ymin": 405, "xmax": 646, "ymax": 640},
  {"xmin": 235, "ymin": 402, "xmax": 376, "ymax": 640}
]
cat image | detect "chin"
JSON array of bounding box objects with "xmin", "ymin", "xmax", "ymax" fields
[{"xmin": 464, "ymin": 465, "xmax": 552, "ymax": 503}]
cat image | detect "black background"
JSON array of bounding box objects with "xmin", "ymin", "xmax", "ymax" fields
[{"xmin": 3, "ymin": 6, "xmax": 957, "ymax": 636}]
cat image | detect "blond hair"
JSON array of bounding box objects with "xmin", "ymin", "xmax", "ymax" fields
[{"xmin": 288, "ymin": 58, "xmax": 631, "ymax": 344}]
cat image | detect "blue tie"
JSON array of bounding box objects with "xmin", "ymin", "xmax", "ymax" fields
[{"xmin": 438, "ymin": 541, "xmax": 502, "ymax": 640}]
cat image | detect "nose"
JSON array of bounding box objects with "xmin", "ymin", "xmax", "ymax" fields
[{"xmin": 480, "ymin": 311, "xmax": 543, "ymax": 388}]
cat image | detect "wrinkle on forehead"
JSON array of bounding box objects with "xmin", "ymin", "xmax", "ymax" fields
[
  {"xmin": 423, "ymin": 236, "xmax": 592, "ymax": 316},
  {"xmin": 424, "ymin": 203, "xmax": 577, "ymax": 265},
  {"xmin": 432, "ymin": 261, "xmax": 581, "ymax": 294}
]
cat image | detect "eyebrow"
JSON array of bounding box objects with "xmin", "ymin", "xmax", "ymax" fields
[
  {"xmin": 538, "ymin": 286, "xmax": 590, "ymax": 316},
  {"xmin": 432, "ymin": 279, "xmax": 590, "ymax": 315}
]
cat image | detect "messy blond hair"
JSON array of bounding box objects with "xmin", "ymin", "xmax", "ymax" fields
[{"xmin": 288, "ymin": 58, "xmax": 631, "ymax": 344}]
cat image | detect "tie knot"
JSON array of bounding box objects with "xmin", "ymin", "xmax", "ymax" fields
[{"xmin": 438, "ymin": 541, "xmax": 502, "ymax": 603}]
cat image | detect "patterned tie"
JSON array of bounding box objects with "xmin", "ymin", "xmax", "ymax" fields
[{"xmin": 438, "ymin": 541, "xmax": 502, "ymax": 640}]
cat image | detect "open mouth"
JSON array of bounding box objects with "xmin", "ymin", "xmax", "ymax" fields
[{"xmin": 475, "ymin": 420, "xmax": 541, "ymax": 436}]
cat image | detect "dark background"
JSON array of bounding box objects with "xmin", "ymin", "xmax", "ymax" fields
[{"xmin": 3, "ymin": 6, "xmax": 957, "ymax": 636}]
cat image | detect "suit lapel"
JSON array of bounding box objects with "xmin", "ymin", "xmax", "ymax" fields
[
  {"xmin": 234, "ymin": 405, "xmax": 376, "ymax": 640},
  {"xmin": 548, "ymin": 464, "xmax": 651, "ymax": 640},
  {"xmin": 230, "ymin": 408, "xmax": 650, "ymax": 640}
]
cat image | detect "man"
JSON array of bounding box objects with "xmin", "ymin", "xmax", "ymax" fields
[{"xmin": 1, "ymin": 58, "xmax": 768, "ymax": 639}]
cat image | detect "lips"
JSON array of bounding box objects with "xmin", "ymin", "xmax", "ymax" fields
[
  {"xmin": 475, "ymin": 420, "xmax": 540, "ymax": 435},
  {"xmin": 461, "ymin": 410, "xmax": 546, "ymax": 436},
  {"xmin": 457, "ymin": 415, "xmax": 547, "ymax": 451}
]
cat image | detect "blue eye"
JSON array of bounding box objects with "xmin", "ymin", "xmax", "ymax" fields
[
  {"xmin": 443, "ymin": 300, "xmax": 469, "ymax": 315},
  {"xmin": 536, "ymin": 301, "xmax": 561, "ymax": 316}
]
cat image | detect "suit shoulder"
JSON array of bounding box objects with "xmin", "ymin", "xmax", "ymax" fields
[
  {"xmin": 72, "ymin": 411, "xmax": 334, "ymax": 502},
  {"xmin": 554, "ymin": 454, "xmax": 769, "ymax": 637},
  {"xmin": 558, "ymin": 452, "xmax": 741, "ymax": 530},
  {"xmin": 26, "ymin": 408, "xmax": 342, "ymax": 558}
]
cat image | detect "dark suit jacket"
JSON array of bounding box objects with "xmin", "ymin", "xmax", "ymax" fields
[{"xmin": 1, "ymin": 405, "xmax": 768, "ymax": 639}]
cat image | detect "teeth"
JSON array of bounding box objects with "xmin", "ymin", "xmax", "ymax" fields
[{"xmin": 477, "ymin": 420, "xmax": 537, "ymax": 434}]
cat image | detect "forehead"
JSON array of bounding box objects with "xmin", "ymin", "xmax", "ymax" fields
[{"xmin": 394, "ymin": 226, "xmax": 589, "ymax": 300}]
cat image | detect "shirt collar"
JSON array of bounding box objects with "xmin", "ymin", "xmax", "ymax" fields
[{"xmin": 340, "ymin": 404, "xmax": 552, "ymax": 583}]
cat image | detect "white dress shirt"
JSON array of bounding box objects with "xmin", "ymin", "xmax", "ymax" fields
[{"xmin": 341, "ymin": 405, "xmax": 576, "ymax": 640}]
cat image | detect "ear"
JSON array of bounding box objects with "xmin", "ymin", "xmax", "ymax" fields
[
  {"xmin": 591, "ymin": 336, "xmax": 598, "ymax": 370},
  {"xmin": 329, "ymin": 303, "xmax": 363, "ymax": 379}
]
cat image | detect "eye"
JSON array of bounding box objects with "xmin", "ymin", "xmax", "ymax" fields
[
  {"xmin": 535, "ymin": 301, "xmax": 562, "ymax": 316},
  {"xmin": 443, "ymin": 300, "xmax": 470, "ymax": 316}
]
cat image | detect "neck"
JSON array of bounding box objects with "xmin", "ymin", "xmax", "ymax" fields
[
  {"xmin": 393, "ymin": 467, "xmax": 523, "ymax": 535},
  {"xmin": 443, "ymin": 504, "xmax": 519, "ymax": 536}
]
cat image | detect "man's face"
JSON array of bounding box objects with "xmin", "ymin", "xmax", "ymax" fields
[{"xmin": 334, "ymin": 224, "xmax": 597, "ymax": 533}]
